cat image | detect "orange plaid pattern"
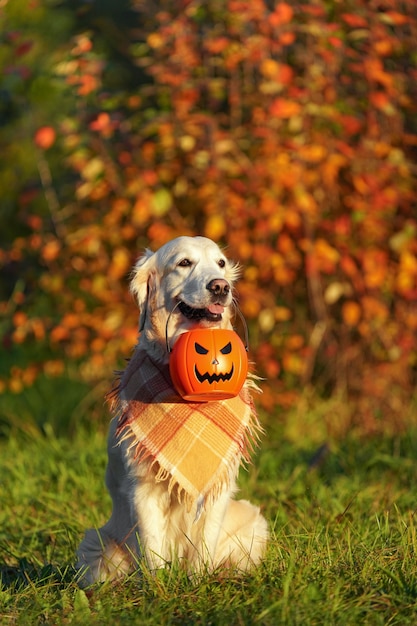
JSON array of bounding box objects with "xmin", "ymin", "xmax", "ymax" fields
[{"xmin": 109, "ymin": 349, "xmax": 261, "ymax": 511}]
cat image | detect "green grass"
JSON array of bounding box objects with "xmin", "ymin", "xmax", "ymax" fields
[{"xmin": 2, "ymin": 399, "xmax": 417, "ymax": 624}]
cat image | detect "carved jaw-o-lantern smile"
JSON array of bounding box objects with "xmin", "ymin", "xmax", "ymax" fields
[{"xmin": 169, "ymin": 328, "xmax": 248, "ymax": 402}]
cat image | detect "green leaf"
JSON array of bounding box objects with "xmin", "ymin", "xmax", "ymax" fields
[{"xmin": 151, "ymin": 188, "xmax": 172, "ymax": 217}]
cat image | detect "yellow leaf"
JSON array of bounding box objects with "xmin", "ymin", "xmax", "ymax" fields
[
  {"xmin": 299, "ymin": 144, "xmax": 327, "ymax": 163},
  {"xmin": 325, "ymin": 282, "xmax": 352, "ymax": 305},
  {"xmin": 275, "ymin": 306, "xmax": 292, "ymax": 322},
  {"xmin": 260, "ymin": 59, "xmax": 280, "ymax": 78},
  {"xmin": 81, "ymin": 157, "xmax": 104, "ymax": 181},
  {"xmin": 109, "ymin": 248, "xmax": 131, "ymax": 280},
  {"xmin": 259, "ymin": 309, "xmax": 275, "ymax": 333},
  {"xmin": 205, "ymin": 214, "xmax": 226, "ymax": 241},
  {"xmin": 147, "ymin": 33, "xmax": 164, "ymax": 49}
]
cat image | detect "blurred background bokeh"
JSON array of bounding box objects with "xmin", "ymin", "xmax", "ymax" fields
[{"xmin": 1, "ymin": 0, "xmax": 416, "ymax": 437}]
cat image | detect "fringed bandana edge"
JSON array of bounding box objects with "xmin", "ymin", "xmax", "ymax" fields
[{"xmin": 107, "ymin": 348, "xmax": 262, "ymax": 517}]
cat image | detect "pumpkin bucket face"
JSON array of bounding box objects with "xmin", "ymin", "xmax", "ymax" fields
[{"xmin": 169, "ymin": 329, "xmax": 248, "ymax": 402}]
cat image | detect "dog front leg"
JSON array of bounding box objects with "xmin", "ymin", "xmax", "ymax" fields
[
  {"xmin": 131, "ymin": 471, "xmax": 171, "ymax": 571},
  {"xmin": 188, "ymin": 491, "xmax": 231, "ymax": 571}
]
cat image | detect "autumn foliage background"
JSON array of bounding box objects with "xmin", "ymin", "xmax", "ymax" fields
[{"xmin": 1, "ymin": 0, "xmax": 417, "ymax": 437}]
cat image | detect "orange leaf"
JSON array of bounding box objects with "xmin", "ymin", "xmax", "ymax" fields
[
  {"xmin": 279, "ymin": 32, "xmax": 295, "ymax": 46},
  {"xmin": 205, "ymin": 37, "xmax": 229, "ymax": 54},
  {"xmin": 34, "ymin": 126, "xmax": 56, "ymax": 150},
  {"xmin": 364, "ymin": 59, "xmax": 393, "ymax": 89},
  {"xmin": 13, "ymin": 311, "xmax": 28, "ymax": 327},
  {"xmin": 62, "ymin": 313, "xmax": 80, "ymax": 329},
  {"xmin": 41, "ymin": 239, "xmax": 61, "ymax": 263},
  {"xmin": 370, "ymin": 91, "xmax": 393, "ymax": 112},
  {"xmin": 342, "ymin": 301, "xmax": 361, "ymax": 327},
  {"xmin": 261, "ymin": 60, "xmax": 293, "ymax": 85},
  {"xmin": 30, "ymin": 318, "xmax": 45, "ymax": 341},
  {"xmin": 77, "ymin": 74, "xmax": 99, "ymax": 96},
  {"xmin": 298, "ymin": 144, "xmax": 327, "ymax": 163},
  {"xmin": 270, "ymin": 2, "xmax": 294, "ymax": 26},
  {"xmin": 275, "ymin": 306, "xmax": 292, "ymax": 322},
  {"xmin": 363, "ymin": 250, "xmax": 388, "ymax": 289},
  {"xmin": 270, "ymin": 98, "xmax": 301, "ymax": 118},
  {"xmin": 380, "ymin": 11, "xmax": 408, "ymax": 26},
  {"xmin": 50, "ymin": 326, "xmax": 69, "ymax": 342},
  {"xmin": 282, "ymin": 352, "xmax": 304, "ymax": 376},
  {"xmin": 109, "ymin": 248, "xmax": 131, "ymax": 280},
  {"xmin": 285, "ymin": 334, "xmax": 304, "ymax": 350},
  {"xmin": 362, "ymin": 296, "xmax": 388, "ymax": 321},
  {"xmin": 374, "ymin": 39, "xmax": 393, "ymax": 56},
  {"xmin": 43, "ymin": 360, "xmax": 65, "ymax": 376},
  {"xmin": 313, "ymin": 239, "xmax": 340, "ymax": 274},
  {"xmin": 205, "ymin": 214, "xmax": 226, "ymax": 241}
]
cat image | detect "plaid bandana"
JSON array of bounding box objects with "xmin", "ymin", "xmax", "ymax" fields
[{"xmin": 108, "ymin": 348, "xmax": 261, "ymax": 514}]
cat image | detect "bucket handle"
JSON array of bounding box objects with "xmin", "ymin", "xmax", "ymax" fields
[{"xmin": 165, "ymin": 302, "xmax": 249, "ymax": 354}]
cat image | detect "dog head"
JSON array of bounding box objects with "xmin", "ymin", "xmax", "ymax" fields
[{"xmin": 130, "ymin": 236, "xmax": 240, "ymax": 361}]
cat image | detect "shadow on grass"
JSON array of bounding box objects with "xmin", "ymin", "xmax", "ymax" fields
[{"xmin": 0, "ymin": 558, "xmax": 77, "ymax": 590}]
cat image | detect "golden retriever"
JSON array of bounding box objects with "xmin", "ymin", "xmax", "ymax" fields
[{"xmin": 76, "ymin": 236, "xmax": 268, "ymax": 586}]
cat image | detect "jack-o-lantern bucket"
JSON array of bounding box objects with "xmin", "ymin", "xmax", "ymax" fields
[{"xmin": 169, "ymin": 328, "xmax": 248, "ymax": 402}]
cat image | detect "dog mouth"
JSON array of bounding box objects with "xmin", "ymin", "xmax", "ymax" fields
[{"xmin": 177, "ymin": 301, "xmax": 225, "ymax": 322}]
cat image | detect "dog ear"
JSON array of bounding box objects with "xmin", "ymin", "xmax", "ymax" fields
[{"xmin": 130, "ymin": 249, "xmax": 157, "ymax": 332}]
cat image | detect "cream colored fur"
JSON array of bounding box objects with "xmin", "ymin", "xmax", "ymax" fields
[{"xmin": 76, "ymin": 236, "xmax": 268, "ymax": 586}]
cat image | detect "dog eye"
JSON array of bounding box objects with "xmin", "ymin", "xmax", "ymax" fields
[
  {"xmin": 218, "ymin": 259, "xmax": 226, "ymax": 268},
  {"xmin": 178, "ymin": 258, "xmax": 192, "ymax": 267}
]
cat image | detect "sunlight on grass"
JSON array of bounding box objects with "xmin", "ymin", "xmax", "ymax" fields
[{"xmin": 2, "ymin": 404, "xmax": 417, "ymax": 624}]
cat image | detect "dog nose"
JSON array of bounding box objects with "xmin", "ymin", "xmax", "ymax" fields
[{"xmin": 206, "ymin": 278, "xmax": 230, "ymax": 298}]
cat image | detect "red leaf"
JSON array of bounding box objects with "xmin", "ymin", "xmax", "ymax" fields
[
  {"xmin": 341, "ymin": 13, "xmax": 368, "ymax": 28},
  {"xmin": 16, "ymin": 41, "xmax": 33, "ymax": 57}
]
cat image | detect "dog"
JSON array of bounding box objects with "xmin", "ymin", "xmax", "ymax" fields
[{"xmin": 76, "ymin": 236, "xmax": 268, "ymax": 586}]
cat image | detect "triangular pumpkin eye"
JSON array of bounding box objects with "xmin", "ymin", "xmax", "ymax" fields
[
  {"xmin": 220, "ymin": 341, "xmax": 232, "ymax": 354},
  {"xmin": 195, "ymin": 342, "xmax": 209, "ymax": 355}
]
